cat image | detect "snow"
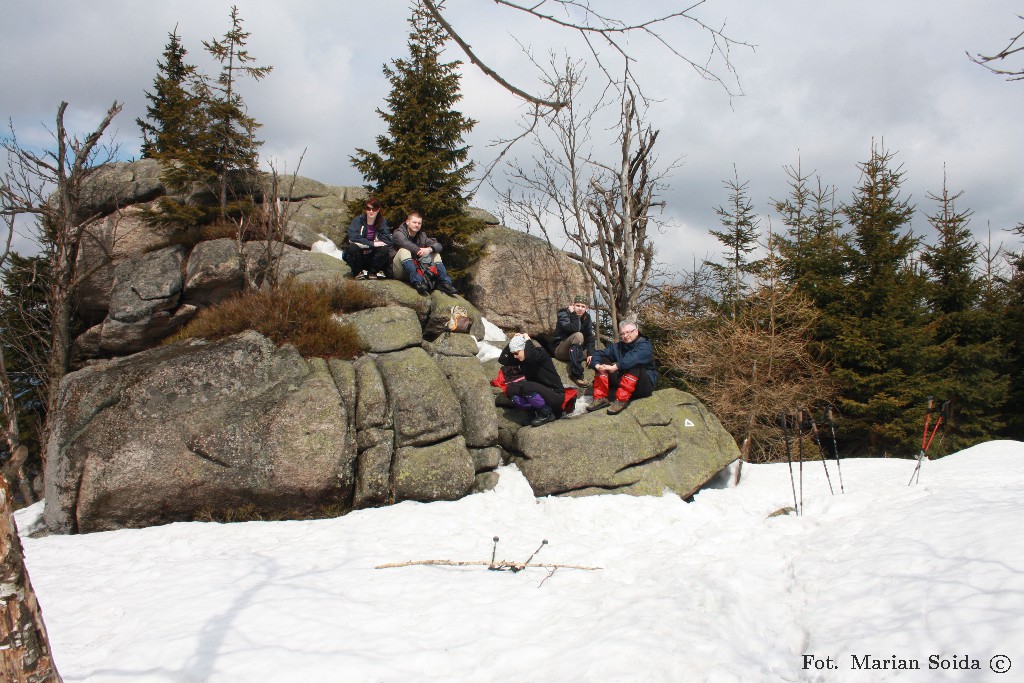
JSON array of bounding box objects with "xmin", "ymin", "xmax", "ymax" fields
[
  {"xmin": 18, "ymin": 440, "xmax": 1024, "ymax": 682},
  {"xmin": 311, "ymin": 235, "xmax": 346, "ymax": 262}
]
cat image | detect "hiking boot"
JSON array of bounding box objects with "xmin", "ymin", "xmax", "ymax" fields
[
  {"xmin": 607, "ymin": 400, "xmax": 629, "ymax": 415},
  {"xmin": 355, "ymin": 270, "xmax": 369, "ymax": 280},
  {"xmin": 586, "ymin": 397, "xmax": 610, "ymax": 412},
  {"xmin": 572, "ymin": 376, "xmax": 589, "ymax": 388},
  {"xmin": 414, "ymin": 281, "xmax": 430, "ymax": 295},
  {"xmin": 530, "ymin": 410, "xmax": 556, "ymax": 427},
  {"xmin": 439, "ymin": 282, "xmax": 458, "ymax": 296}
]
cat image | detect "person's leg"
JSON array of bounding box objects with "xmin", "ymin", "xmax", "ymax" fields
[
  {"xmin": 432, "ymin": 255, "xmax": 457, "ymax": 295},
  {"xmin": 391, "ymin": 251, "xmax": 409, "ymax": 280},
  {"xmin": 631, "ymin": 368, "xmax": 655, "ymax": 400},
  {"xmin": 587, "ymin": 370, "xmax": 616, "ymax": 411},
  {"xmin": 346, "ymin": 247, "xmax": 368, "ymax": 277},
  {"xmin": 568, "ymin": 343, "xmax": 586, "ymax": 382},
  {"xmin": 553, "ymin": 332, "xmax": 583, "ymax": 362},
  {"xmin": 369, "ymin": 247, "xmax": 390, "ymax": 276},
  {"xmin": 608, "ymin": 369, "xmax": 652, "ymax": 414},
  {"xmin": 518, "ymin": 387, "xmax": 556, "ymax": 426}
]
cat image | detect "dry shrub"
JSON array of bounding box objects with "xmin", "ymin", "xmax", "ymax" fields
[
  {"xmin": 143, "ymin": 219, "xmax": 240, "ymax": 253},
  {"xmin": 168, "ymin": 279, "xmax": 382, "ymax": 359},
  {"xmin": 649, "ymin": 282, "xmax": 835, "ymax": 463}
]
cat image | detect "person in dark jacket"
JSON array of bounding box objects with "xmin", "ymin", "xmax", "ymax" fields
[
  {"xmin": 552, "ymin": 295, "xmax": 595, "ymax": 387},
  {"xmin": 344, "ymin": 197, "xmax": 392, "ymax": 279},
  {"xmin": 498, "ymin": 333, "xmax": 565, "ymax": 427},
  {"xmin": 587, "ymin": 320, "xmax": 657, "ymax": 415},
  {"xmin": 389, "ymin": 211, "xmax": 457, "ymax": 295}
]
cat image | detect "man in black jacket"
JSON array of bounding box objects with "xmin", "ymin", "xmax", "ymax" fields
[
  {"xmin": 389, "ymin": 212, "xmax": 457, "ymax": 295},
  {"xmin": 552, "ymin": 295, "xmax": 595, "ymax": 387}
]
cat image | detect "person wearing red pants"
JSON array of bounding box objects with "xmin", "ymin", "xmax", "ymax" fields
[{"xmin": 586, "ymin": 320, "xmax": 657, "ymax": 415}]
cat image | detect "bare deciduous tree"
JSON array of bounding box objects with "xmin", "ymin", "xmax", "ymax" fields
[
  {"xmin": 1, "ymin": 101, "xmax": 122, "ymax": 450},
  {"xmin": 0, "ymin": 158, "xmax": 62, "ymax": 683},
  {"xmin": 235, "ymin": 152, "xmax": 306, "ymax": 291},
  {"xmin": 500, "ymin": 62, "xmax": 665, "ymax": 338}
]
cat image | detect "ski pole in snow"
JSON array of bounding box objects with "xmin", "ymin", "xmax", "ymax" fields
[
  {"xmin": 806, "ymin": 410, "xmax": 835, "ymax": 495},
  {"xmin": 779, "ymin": 412, "xmax": 800, "ymax": 515},
  {"xmin": 908, "ymin": 397, "xmax": 947, "ymax": 485},
  {"xmin": 796, "ymin": 409, "xmax": 805, "ymax": 515},
  {"xmin": 826, "ymin": 407, "xmax": 845, "ymax": 493},
  {"xmin": 925, "ymin": 401, "xmax": 950, "ymax": 453}
]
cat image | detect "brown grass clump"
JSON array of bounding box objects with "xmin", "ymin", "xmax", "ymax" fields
[
  {"xmin": 144, "ymin": 219, "xmax": 241, "ymax": 253},
  {"xmin": 168, "ymin": 279, "xmax": 383, "ymax": 359}
]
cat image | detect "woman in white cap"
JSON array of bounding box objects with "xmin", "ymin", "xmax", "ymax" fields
[{"xmin": 498, "ymin": 333, "xmax": 565, "ymax": 427}]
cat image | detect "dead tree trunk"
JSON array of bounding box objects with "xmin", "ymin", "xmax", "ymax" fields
[{"xmin": 0, "ymin": 475, "xmax": 62, "ymax": 683}]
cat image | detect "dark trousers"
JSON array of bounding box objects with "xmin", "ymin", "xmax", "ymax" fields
[
  {"xmin": 345, "ymin": 246, "xmax": 389, "ymax": 274},
  {"xmin": 507, "ymin": 380, "xmax": 565, "ymax": 414}
]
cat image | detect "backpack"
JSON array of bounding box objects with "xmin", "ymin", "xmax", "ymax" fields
[
  {"xmin": 446, "ymin": 305, "xmax": 471, "ymax": 333},
  {"xmin": 414, "ymin": 259, "xmax": 439, "ymax": 292}
]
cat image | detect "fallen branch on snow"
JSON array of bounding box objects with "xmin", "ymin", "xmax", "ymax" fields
[{"xmin": 375, "ymin": 537, "xmax": 602, "ymax": 573}]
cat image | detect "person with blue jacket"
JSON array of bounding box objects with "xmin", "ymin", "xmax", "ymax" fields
[
  {"xmin": 344, "ymin": 197, "xmax": 392, "ymax": 279},
  {"xmin": 586, "ymin": 320, "xmax": 657, "ymax": 414}
]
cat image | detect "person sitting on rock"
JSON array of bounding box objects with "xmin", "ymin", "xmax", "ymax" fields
[
  {"xmin": 498, "ymin": 333, "xmax": 565, "ymax": 427},
  {"xmin": 344, "ymin": 197, "xmax": 392, "ymax": 280},
  {"xmin": 586, "ymin": 320, "xmax": 657, "ymax": 415},
  {"xmin": 390, "ymin": 211, "xmax": 457, "ymax": 296},
  {"xmin": 552, "ymin": 295, "xmax": 595, "ymax": 387}
]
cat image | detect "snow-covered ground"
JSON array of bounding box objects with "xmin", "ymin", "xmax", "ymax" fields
[{"xmin": 18, "ymin": 441, "xmax": 1024, "ymax": 682}]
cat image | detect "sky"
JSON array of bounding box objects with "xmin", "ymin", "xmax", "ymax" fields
[
  {"xmin": 2, "ymin": 0, "xmax": 1023, "ymax": 274},
  {"xmin": 18, "ymin": 439, "xmax": 1024, "ymax": 682}
]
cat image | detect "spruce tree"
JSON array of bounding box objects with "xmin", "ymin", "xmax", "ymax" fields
[
  {"xmin": 351, "ymin": 0, "xmax": 482, "ymax": 275},
  {"xmin": 202, "ymin": 5, "xmax": 272, "ymax": 218},
  {"xmin": 773, "ymin": 160, "xmax": 849, "ymax": 354},
  {"xmin": 996, "ymin": 227, "xmax": 1024, "ymax": 438},
  {"xmin": 136, "ymin": 27, "xmax": 202, "ymax": 159},
  {"xmin": 921, "ymin": 173, "xmax": 1008, "ymax": 450},
  {"xmin": 706, "ymin": 166, "xmax": 761, "ymax": 314},
  {"xmin": 143, "ymin": 8, "xmax": 270, "ymax": 228},
  {"xmin": 832, "ymin": 142, "xmax": 934, "ymax": 455}
]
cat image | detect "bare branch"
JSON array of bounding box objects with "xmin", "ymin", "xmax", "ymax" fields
[
  {"xmin": 969, "ymin": 14, "xmax": 1024, "ymax": 80},
  {"xmin": 421, "ymin": 0, "xmax": 567, "ymax": 109}
]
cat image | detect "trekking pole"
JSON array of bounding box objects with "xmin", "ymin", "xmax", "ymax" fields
[
  {"xmin": 908, "ymin": 397, "xmax": 934, "ymax": 486},
  {"xmin": 826, "ymin": 407, "xmax": 845, "ymax": 493},
  {"xmin": 796, "ymin": 409, "xmax": 805, "ymax": 515},
  {"xmin": 806, "ymin": 410, "xmax": 835, "ymax": 495},
  {"xmin": 779, "ymin": 412, "xmax": 800, "ymax": 515},
  {"xmin": 924, "ymin": 400, "xmax": 950, "ymax": 453}
]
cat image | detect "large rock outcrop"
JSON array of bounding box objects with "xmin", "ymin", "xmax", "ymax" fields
[
  {"xmin": 510, "ymin": 389, "xmax": 739, "ymax": 498},
  {"xmin": 466, "ymin": 225, "xmax": 590, "ymax": 337},
  {"xmin": 46, "ymin": 317, "xmax": 738, "ymax": 533},
  {"xmin": 44, "ymin": 326, "xmax": 497, "ymax": 533},
  {"xmin": 43, "ymin": 160, "xmax": 741, "ymax": 535},
  {"xmin": 69, "ymin": 159, "xmax": 498, "ymax": 363}
]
